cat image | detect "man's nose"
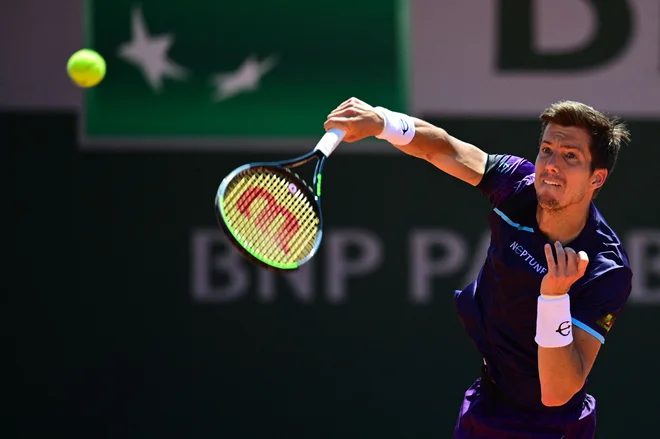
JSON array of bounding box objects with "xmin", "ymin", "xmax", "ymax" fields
[{"xmin": 545, "ymin": 153, "xmax": 561, "ymax": 172}]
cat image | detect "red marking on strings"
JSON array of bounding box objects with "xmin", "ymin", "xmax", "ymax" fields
[{"xmin": 236, "ymin": 186, "xmax": 300, "ymax": 254}]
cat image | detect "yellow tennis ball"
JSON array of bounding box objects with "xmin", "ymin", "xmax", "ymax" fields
[{"xmin": 67, "ymin": 49, "xmax": 106, "ymax": 88}]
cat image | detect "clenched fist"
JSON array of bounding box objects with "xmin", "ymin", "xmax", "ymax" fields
[
  {"xmin": 541, "ymin": 241, "xmax": 589, "ymax": 296},
  {"xmin": 323, "ymin": 97, "xmax": 385, "ymax": 143}
]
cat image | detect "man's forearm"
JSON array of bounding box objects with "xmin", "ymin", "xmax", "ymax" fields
[
  {"xmin": 537, "ymin": 342, "xmax": 586, "ymax": 406},
  {"xmin": 386, "ymin": 118, "xmax": 452, "ymax": 158},
  {"xmin": 389, "ymin": 118, "xmax": 487, "ymax": 187}
]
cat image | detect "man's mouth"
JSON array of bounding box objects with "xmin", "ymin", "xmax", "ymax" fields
[{"xmin": 541, "ymin": 178, "xmax": 562, "ymax": 187}]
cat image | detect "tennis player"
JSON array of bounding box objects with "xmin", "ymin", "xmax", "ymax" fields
[{"xmin": 324, "ymin": 98, "xmax": 632, "ymax": 438}]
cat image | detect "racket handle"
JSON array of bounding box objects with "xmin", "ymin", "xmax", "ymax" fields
[{"xmin": 314, "ymin": 128, "xmax": 346, "ymax": 157}]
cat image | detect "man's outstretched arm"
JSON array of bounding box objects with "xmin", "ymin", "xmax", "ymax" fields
[{"xmin": 323, "ymin": 97, "xmax": 488, "ymax": 187}]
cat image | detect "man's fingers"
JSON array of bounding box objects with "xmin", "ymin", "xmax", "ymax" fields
[
  {"xmin": 324, "ymin": 117, "xmax": 350, "ymax": 125},
  {"xmin": 564, "ymin": 247, "xmax": 577, "ymax": 275},
  {"xmin": 554, "ymin": 241, "xmax": 566, "ymax": 274},
  {"xmin": 332, "ymin": 97, "xmax": 365, "ymax": 114},
  {"xmin": 327, "ymin": 107, "xmax": 358, "ymax": 119},
  {"xmin": 333, "ymin": 99, "xmax": 353, "ymax": 112},
  {"xmin": 543, "ymin": 243, "xmax": 556, "ymax": 275},
  {"xmin": 577, "ymin": 251, "xmax": 589, "ymax": 277},
  {"xmin": 324, "ymin": 117, "xmax": 351, "ymax": 130},
  {"xmin": 327, "ymin": 106, "xmax": 349, "ymax": 118},
  {"xmin": 324, "ymin": 118, "xmax": 361, "ymax": 142}
]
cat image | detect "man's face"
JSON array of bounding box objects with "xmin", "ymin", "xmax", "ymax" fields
[{"xmin": 534, "ymin": 123, "xmax": 606, "ymax": 211}]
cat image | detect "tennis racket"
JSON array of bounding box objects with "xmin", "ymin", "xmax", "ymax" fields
[{"xmin": 214, "ymin": 128, "xmax": 346, "ymax": 272}]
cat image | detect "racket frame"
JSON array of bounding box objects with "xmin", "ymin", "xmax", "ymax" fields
[{"xmin": 214, "ymin": 149, "xmax": 328, "ymax": 272}]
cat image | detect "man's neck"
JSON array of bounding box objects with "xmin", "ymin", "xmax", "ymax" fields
[{"xmin": 536, "ymin": 203, "xmax": 591, "ymax": 245}]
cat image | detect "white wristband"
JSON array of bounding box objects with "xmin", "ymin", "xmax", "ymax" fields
[
  {"xmin": 373, "ymin": 106, "xmax": 416, "ymax": 146},
  {"xmin": 535, "ymin": 294, "xmax": 573, "ymax": 348}
]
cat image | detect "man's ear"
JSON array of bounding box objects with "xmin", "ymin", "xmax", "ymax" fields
[{"xmin": 592, "ymin": 169, "xmax": 608, "ymax": 190}]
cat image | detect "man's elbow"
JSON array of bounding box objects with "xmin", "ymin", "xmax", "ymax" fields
[
  {"xmin": 540, "ymin": 385, "xmax": 582, "ymax": 407},
  {"xmin": 541, "ymin": 393, "xmax": 571, "ymax": 407}
]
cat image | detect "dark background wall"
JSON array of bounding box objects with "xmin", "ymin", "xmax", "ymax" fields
[{"xmin": 8, "ymin": 1, "xmax": 660, "ymax": 438}]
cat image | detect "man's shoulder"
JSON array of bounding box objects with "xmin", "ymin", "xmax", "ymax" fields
[
  {"xmin": 484, "ymin": 154, "xmax": 536, "ymax": 180},
  {"xmin": 580, "ymin": 205, "xmax": 632, "ymax": 285},
  {"xmin": 585, "ymin": 253, "xmax": 632, "ymax": 283},
  {"xmin": 588, "ymin": 204, "xmax": 629, "ymax": 255},
  {"xmin": 477, "ymin": 154, "xmax": 537, "ymax": 207}
]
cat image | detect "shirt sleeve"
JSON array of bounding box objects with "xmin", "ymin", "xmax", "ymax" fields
[
  {"xmin": 476, "ymin": 154, "xmax": 536, "ymax": 207},
  {"xmin": 570, "ymin": 267, "xmax": 633, "ymax": 344}
]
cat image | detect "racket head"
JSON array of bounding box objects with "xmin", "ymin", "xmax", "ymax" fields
[{"xmin": 214, "ymin": 162, "xmax": 323, "ymax": 272}]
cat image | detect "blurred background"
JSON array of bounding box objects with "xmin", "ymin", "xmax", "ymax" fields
[{"xmin": 7, "ymin": 0, "xmax": 659, "ymax": 438}]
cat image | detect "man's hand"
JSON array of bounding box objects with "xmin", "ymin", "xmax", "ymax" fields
[
  {"xmin": 323, "ymin": 97, "xmax": 385, "ymax": 143},
  {"xmin": 541, "ymin": 241, "xmax": 589, "ymax": 296}
]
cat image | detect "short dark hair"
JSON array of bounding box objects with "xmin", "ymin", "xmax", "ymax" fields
[{"xmin": 539, "ymin": 101, "xmax": 631, "ymax": 178}]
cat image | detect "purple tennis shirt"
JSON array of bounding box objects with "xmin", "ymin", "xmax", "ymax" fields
[{"xmin": 454, "ymin": 154, "xmax": 633, "ymax": 412}]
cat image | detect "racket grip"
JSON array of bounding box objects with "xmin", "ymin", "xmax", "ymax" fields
[{"xmin": 314, "ymin": 128, "xmax": 346, "ymax": 157}]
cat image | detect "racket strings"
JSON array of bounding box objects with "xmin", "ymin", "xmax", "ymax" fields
[
  {"xmin": 249, "ymin": 175, "xmax": 314, "ymax": 260},
  {"xmin": 258, "ymin": 173, "xmax": 317, "ymax": 260},
  {"xmin": 234, "ymin": 173, "xmax": 316, "ymax": 261},
  {"xmin": 222, "ymin": 170, "xmax": 319, "ymax": 265}
]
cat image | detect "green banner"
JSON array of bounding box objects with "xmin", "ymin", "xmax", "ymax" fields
[{"xmin": 82, "ymin": 0, "xmax": 409, "ymax": 145}]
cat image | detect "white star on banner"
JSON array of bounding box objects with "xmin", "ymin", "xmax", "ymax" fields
[
  {"xmin": 117, "ymin": 5, "xmax": 188, "ymax": 92},
  {"xmin": 210, "ymin": 55, "xmax": 278, "ymax": 101}
]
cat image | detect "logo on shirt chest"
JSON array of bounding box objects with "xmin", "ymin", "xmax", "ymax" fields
[{"xmin": 509, "ymin": 241, "xmax": 548, "ymax": 275}]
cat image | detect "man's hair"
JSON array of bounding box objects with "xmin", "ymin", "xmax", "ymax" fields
[{"xmin": 539, "ymin": 101, "xmax": 631, "ymax": 180}]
